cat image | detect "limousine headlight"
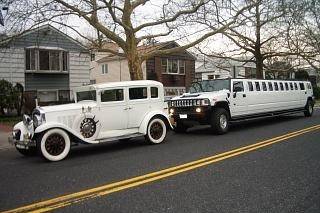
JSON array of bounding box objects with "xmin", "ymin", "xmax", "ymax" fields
[
  {"xmin": 201, "ymin": 99, "xmax": 210, "ymax": 106},
  {"xmin": 32, "ymin": 108, "xmax": 46, "ymax": 128},
  {"xmin": 23, "ymin": 114, "xmax": 32, "ymax": 126}
]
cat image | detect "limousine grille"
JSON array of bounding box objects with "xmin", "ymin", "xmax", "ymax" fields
[{"xmin": 169, "ymin": 99, "xmax": 209, "ymax": 107}]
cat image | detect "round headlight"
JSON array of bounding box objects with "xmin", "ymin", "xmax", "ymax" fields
[
  {"xmin": 22, "ymin": 114, "xmax": 32, "ymax": 126},
  {"xmin": 33, "ymin": 114, "xmax": 41, "ymax": 127}
]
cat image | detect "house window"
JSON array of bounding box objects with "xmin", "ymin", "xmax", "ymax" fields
[
  {"xmin": 161, "ymin": 58, "xmax": 186, "ymax": 74},
  {"xmin": 58, "ymin": 90, "xmax": 70, "ymax": 101},
  {"xmin": 25, "ymin": 49, "xmax": 36, "ymax": 70},
  {"xmin": 101, "ymin": 64, "xmax": 108, "ymax": 74},
  {"xmin": 208, "ymin": 75, "xmax": 220, "ymax": 80},
  {"xmin": 90, "ymin": 53, "xmax": 95, "ymax": 61},
  {"xmin": 179, "ymin": 61, "xmax": 185, "ymax": 74},
  {"xmin": 37, "ymin": 90, "xmax": 58, "ymax": 102},
  {"xmin": 25, "ymin": 49, "xmax": 68, "ymax": 71}
]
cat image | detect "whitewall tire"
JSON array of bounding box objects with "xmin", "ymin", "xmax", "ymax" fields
[
  {"xmin": 145, "ymin": 118, "xmax": 167, "ymax": 144},
  {"xmin": 39, "ymin": 128, "xmax": 71, "ymax": 162}
]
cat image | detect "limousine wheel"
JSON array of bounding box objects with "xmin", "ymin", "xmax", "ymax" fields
[
  {"xmin": 16, "ymin": 146, "xmax": 37, "ymax": 156},
  {"xmin": 304, "ymin": 100, "xmax": 314, "ymax": 117},
  {"xmin": 38, "ymin": 128, "xmax": 71, "ymax": 162},
  {"xmin": 211, "ymin": 108, "xmax": 229, "ymax": 134},
  {"xmin": 145, "ymin": 118, "xmax": 167, "ymax": 144},
  {"xmin": 173, "ymin": 121, "xmax": 188, "ymax": 133}
]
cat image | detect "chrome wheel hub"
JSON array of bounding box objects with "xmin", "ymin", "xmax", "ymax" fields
[{"xmin": 219, "ymin": 114, "xmax": 227, "ymax": 129}]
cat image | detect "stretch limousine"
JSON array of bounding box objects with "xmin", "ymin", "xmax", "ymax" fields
[{"xmin": 168, "ymin": 78, "xmax": 315, "ymax": 134}]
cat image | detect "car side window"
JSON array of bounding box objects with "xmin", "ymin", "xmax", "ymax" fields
[
  {"xmin": 294, "ymin": 83, "xmax": 298, "ymax": 90},
  {"xmin": 101, "ymin": 89, "xmax": 124, "ymax": 102},
  {"xmin": 255, "ymin": 82, "xmax": 261, "ymax": 91},
  {"xmin": 290, "ymin": 82, "xmax": 294, "ymax": 90},
  {"xmin": 248, "ymin": 82, "xmax": 254, "ymax": 91},
  {"xmin": 268, "ymin": 82, "xmax": 273, "ymax": 91},
  {"xmin": 233, "ymin": 81, "xmax": 244, "ymax": 92},
  {"xmin": 274, "ymin": 82, "xmax": 279, "ymax": 91},
  {"xmin": 129, "ymin": 87, "xmax": 147, "ymax": 100},
  {"xmin": 262, "ymin": 82, "xmax": 267, "ymax": 91},
  {"xmin": 280, "ymin": 82, "xmax": 284, "ymax": 91},
  {"xmin": 285, "ymin": 83, "xmax": 289, "ymax": 90},
  {"xmin": 299, "ymin": 83, "xmax": 305, "ymax": 90},
  {"xmin": 151, "ymin": 87, "xmax": 159, "ymax": 98}
]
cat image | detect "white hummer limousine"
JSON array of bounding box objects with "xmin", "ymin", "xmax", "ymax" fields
[
  {"xmin": 168, "ymin": 78, "xmax": 315, "ymax": 134},
  {"xmin": 9, "ymin": 80, "xmax": 171, "ymax": 161}
]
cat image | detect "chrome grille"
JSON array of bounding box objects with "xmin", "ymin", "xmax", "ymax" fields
[{"xmin": 170, "ymin": 99, "xmax": 200, "ymax": 107}]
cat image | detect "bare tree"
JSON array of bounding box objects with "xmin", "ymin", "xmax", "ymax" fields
[
  {"xmin": 1, "ymin": 0, "xmax": 255, "ymax": 80},
  {"xmin": 285, "ymin": 0, "xmax": 320, "ymax": 72},
  {"xmin": 197, "ymin": 0, "xmax": 296, "ymax": 79}
]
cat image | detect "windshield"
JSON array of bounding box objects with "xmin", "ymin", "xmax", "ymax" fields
[
  {"xmin": 76, "ymin": 90, "xmax": 97, "ymax": 102},
  {"xmin": 189, "ymin": 80, "xmax": 230, "ymax": 93}
]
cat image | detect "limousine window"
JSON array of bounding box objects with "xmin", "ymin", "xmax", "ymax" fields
[
  {"xmin": 294, "ymin": 83, "xmax": 298, "ymax": 90},
  {"xmin": 189, "ymin": 79, "xmax": 230, "ymax": 93},
  {"xmin": 262, "ymin": 82, "xmax": 267, "ymax": 91},
  {"xmin": 274, "ymin": 82, "xmax": 279, "ymax": 91},
  {"xmin": 299, "ymin": 83, "xmax": 305, "ymax": 90},
  {"xmin": 280, "ymin": 82, "xmax": 284, "ymax": 90},
  {"xmin": 307, "ymin": 83, "xmax": 312, "ymax": 89},
  {"xmin": 129, "ymin": 87, "xmax": 147, "ymax": 100},
  {"xmin": 255, "ymin": 82, "xmax": 261, "ymax": 91},
  {"xmin": 290, "ymin": 83, "xmax": 294, "ymax": 90},
  {"xmin": 101, "ymin": 89, "xmax": 124, "ymax": 102},
  {"xmin": 248, "ymin": 82, "xmax": 254, "ymax": 91},
  {"xmin": 285, "ymin": 83, "xmax": 289, "ymax": 90},
  {"xmin": 233, "ymin": 81, "xmax": 244, "ymax": 92},
  {"xmin": 268, "ymin": 82, "xmax": 273, "ymax": 91}
]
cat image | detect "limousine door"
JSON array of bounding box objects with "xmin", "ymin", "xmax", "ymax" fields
[{"xmin": 230, "ymin": 80, "xmax": 248, "ymax": 117}]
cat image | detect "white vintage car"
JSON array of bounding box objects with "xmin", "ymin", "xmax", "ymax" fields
[{"xmin": 9, "ymin": 80, "xmax": 172, "ymax": 161}]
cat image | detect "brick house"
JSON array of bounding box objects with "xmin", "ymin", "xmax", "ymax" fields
[{"xmin": 90, "ymin": 41, "xmax": 196, "ymax": 96}]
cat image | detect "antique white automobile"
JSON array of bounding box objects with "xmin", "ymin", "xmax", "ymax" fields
[{"xmin": 9, "ymin": 80, "xmax": 171, "ymax": 161}]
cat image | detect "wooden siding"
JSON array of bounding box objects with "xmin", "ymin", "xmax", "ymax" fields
[
  {"xmin": 25, "ymin": 73, "xmax": 69, "ymax": 90},
  {"xmin": 7, "ymin": 26, "xmax": 86, "ymax": 52},
  {"xmin": 69, "ymin": 52, "xmax": 90, "ymax": 89},
  {"xmin": 0, "ymin": 47, "xmax": 25, "ymax": 86}
]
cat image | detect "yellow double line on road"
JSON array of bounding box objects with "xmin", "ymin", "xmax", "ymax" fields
[{"xmin": 3, "ymin": 124, "xmax": 320, "ymax": 213}]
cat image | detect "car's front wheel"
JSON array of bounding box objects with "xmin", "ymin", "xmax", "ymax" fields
[
  {"xmin": 210, "ymin": 108, "xmax": 229, "ymax": 134},
  {"xmin": 37, "ymin": 128, "xmax": 71, "ymax": 162},
  {"xmin": 145, "ymin": 118, "xmax": 167, "ymax": 144}
]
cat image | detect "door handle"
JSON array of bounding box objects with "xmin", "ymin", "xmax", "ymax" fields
[{"xmin": 243, "ymin": 94, "xmax": 246, "ymax": 97}]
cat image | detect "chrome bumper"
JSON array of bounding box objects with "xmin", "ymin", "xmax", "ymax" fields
[{"xmin": 8, "ymin": 136, "xmax": 36, "ymax": 149}]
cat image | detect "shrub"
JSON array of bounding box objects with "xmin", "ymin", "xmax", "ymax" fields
[{"xmin": 313, "ymin": 86, "xmax": 320, "ymax": 99}]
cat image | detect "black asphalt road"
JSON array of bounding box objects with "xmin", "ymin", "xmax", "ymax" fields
[{"xmin": 0, "ymin": 110, "xmax": 320, "ymax": 212}]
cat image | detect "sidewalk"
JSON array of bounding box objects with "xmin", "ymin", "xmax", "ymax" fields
[{"xmin": 0, "ymin": 124, "xmax": 12, "ymax": 150}]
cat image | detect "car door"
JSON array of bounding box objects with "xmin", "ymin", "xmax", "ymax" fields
[
  {"xmin": 98, "ymin": 87, "xmax": 128, "ymax": 132},
  {"xmin": 230, "ymin": 80, "xmax": 248, "ymax": 116},
  {"xmin": 127, "ymin": 86, "xmax": 149, "ymax": 128}
]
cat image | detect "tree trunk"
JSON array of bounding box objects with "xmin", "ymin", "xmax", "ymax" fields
[
  {"xmin": 127, "ymin": 53, "xmax": 144, "ymax": 80},
  {"xmin": 255, "ymin": 55, "xmax": 264, "ymax": 79}
]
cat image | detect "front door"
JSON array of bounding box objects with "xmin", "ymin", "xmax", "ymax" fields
[
  {"xmin": 99, "ymin": 88, "xmax": 128, "ymax": 134},
  {"xmin": 127, "ymin": 87, "xmax": 149, "ymax": 128},
  {"xmin": 230, "ymin": 80, "xmax": 248, "ymax": 117}
]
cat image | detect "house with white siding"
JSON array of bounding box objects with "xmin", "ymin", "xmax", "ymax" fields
[
  {"xmin": 0, "ymin": 24, "xmax": 90, "ymax": 110},
  {"xmin": 195, "ymin": 57, "xmax": 254, "ymax": 82}
]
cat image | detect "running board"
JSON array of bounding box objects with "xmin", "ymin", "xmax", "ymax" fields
[{"xmin": 97, "ymin": 133, "xmax": 144, "ymax": 143}]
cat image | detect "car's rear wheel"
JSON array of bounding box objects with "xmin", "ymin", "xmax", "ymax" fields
[
  {"xmin": 15, "ymin": 146, "xmax": 37, "ymax": 156},
  {"xmin": 210, "ymin": 108, "xmax": 229, "ymax": 134},
  {"xmin": 38, "ymin": 128, "xmax": 71, "ymax": 162},
  {"xmin": 304, "ymin": 99, "xmax": 314, "ymax": 117},
  {"xmin": 145, "ymin": 118, "xmax": 167, "ymax": 144}
]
